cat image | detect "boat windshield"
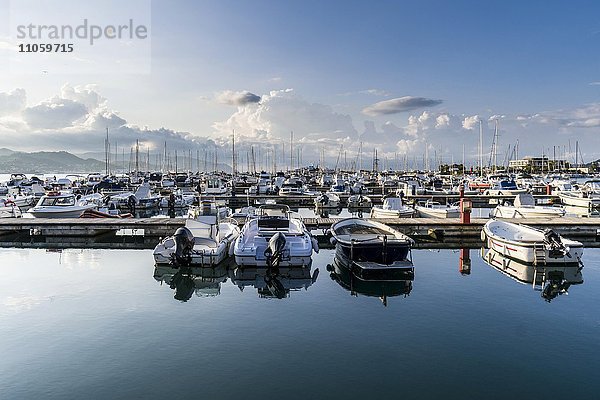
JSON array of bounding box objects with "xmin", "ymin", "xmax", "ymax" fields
[{"xmin": 41, "ymin": 196, "xmax": 75, "ymax": 206}]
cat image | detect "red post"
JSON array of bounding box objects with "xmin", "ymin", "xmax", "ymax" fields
[
  {"xmin": 546, "ymin": 184, "xmax": 551, "ymax": 195},
  {"xmin": 460, "ymin": 197, "xmax": 472, "ymax": 224}
]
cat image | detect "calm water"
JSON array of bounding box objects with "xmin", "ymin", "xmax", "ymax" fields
[{"xmin": 1, "ymin": 247, "xmax": 599, "ymax": 400}]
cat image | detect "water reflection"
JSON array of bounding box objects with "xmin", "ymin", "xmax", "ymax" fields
[
  {"xmin": 481, "ymin": 248, "xmax": 584, "ymax": 302},
  {"xmin": 153, "ymin": 262, "xmax": 229, "ymax": 301},
  {"xmin": 326, "ymin": 256, "xmax": 413, "ymax": 307},
  {"xmin": 229, "ymin": 263, "xmax": 319, "ymax": 299}
]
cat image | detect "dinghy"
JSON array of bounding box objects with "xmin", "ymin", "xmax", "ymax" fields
[
  {"xmin": 370, "ymin": 196, "xmax": 415, "ymax": 218},
  {"xmin": 482, "ymin": 220, "xmax": 583, "ymax": 264},
  {"xmin": 330, "ymin": 218, "xmax": 414, "ymax": 280},
  {"xmin": 414, "ymin": 199, "xmax": 459, "ymax": 218}
]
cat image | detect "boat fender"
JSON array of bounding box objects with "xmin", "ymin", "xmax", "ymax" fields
[
  {"xmin": 330, "ymin": 237, "xmax": 337, "ymax": 245},
  {"xmin": 480, "ymin": 229, "xmax": 486, "ymax": 243}
]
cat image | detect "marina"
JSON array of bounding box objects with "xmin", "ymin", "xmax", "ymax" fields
[{"xmin": 3, "ymin": 1, "xmax": 600, "ymax": 398}]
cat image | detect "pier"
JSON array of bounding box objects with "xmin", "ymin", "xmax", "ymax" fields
[{"xmin": 1, "ymin": 217, "xmax": 598, "ymax": 250}]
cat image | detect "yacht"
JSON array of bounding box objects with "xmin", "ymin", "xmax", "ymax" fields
[{"xmin": 233, "ymin": 204, "xmax": 318, "ymax": 267}]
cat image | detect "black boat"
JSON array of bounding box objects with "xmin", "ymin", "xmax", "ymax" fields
[{"xmin": 330, "ymin": 218, "xmax": 414, "ymax": 280}]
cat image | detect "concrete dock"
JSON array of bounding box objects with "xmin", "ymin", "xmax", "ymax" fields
[{"xmin": 0, "ymin": 217, "xmax": 598, "ymax": 249}]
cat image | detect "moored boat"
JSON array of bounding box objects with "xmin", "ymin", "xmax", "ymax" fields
[
  {"xmin": 482, "ymin": 219, "xmax": 583, "ymax": 265},
  {"xmin": 414, "ymin": 199, "xmax": 459, "ymax": 218},
  {"xmin": 330, "ymin": 218, "xmax": 414, "ymax": 280},
  {"xmin": 153, "ymin": 216, "xmax": 240, "ymax": 266},
  {"xmin": 370, "ymin": 196, "xmax": 415, "ymax": 218},
  {"xmin": 233, "ymin": 204, "xmax": 318, "ymax": 267},
  {"xmin": 490, "ymin": 193, "xmax": 565, "ymax": 219},
  {"xmin": 29, "ymin": 192, "xmax": 97, "ymax": 218}
]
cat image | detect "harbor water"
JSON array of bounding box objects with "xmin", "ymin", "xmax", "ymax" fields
[{"xmin": 1, "ymin": 247, "xmax": 599, "ymax": 399}]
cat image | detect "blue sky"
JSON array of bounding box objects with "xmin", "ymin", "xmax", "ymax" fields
[{"xmin": 1, "ymin": 0, "xmax": 600, "ymax": 166}]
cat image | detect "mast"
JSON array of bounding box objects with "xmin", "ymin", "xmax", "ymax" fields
[
  {"xmin": 290, "ymin": 131, "xmax": 293, "ymax": 171},
  {"xmin": 479, "ymin": 120, "xmax": 483, "ymax": 177}
]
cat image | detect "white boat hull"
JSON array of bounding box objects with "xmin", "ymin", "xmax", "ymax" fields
[
  {"xmin": 370, "ymin": 207, "xmax": 415, "ymax": 218},
  {"xmin": 415, "ymin": 206, "xmax": 459, "ymax": 218},
  {"xmin": 491, "ymin": 206, "xmax": 565, "ymax": 219},
  {"xmin": 558, "ymin": 192, "xmax": 600, "ymax": 208},
  {"xmin": 29, "ymin": 205, "xmax": 96, "ymax": 218},
  {"xmin": 483, "ymin": 221, "xmax": 583, "ymax": 264}
]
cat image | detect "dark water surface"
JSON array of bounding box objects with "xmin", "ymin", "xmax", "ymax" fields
[{"xmin": 1, "ymin": 247, "xmax": 599, "ymax": 400}]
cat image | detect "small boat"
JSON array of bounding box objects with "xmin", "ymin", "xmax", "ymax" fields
[
  {"xmin": 154, "ymin": 216, "xmax": 240, "ymax": 266},
  {"xmin": 370, "ymin": 196, "xmax": 415, "ymax": 218},
  {"xmin": 347, "ymin": 194, "xmax": 372, "ymax": 209},
  {"xmin": 490, "ymin": 193, "xmax": 565, "ymax": 219},
  {"xmin": 482, "ymin": 220, "xmax": 583, "ymax": 264},
  {"xmin": 29, "ymin": 192, "xmax": 97, "ymax": 218},
  {"xmin": 314, "ymin": 192, "xmax": 341, "ymax": 208},
  {"xmin": 482, "ymin": 248, "xmax": 583, "ymax": 302},
  {"xmin": 0, "ymin": 198, "xmax": 22, "ymax": 218},
  {"xmin": 414, "ymin": 199, "xmax": 459, "ymax": 218},
  {"xmin": 153, "ymin": 216, "xmax": 240, "ymax": 266},
  {"xmin": 233, "ymin": 204, "xmax": 318, "ymax": 267},
  {"xmin": 558, "ymin": 190, "xmax": 600, "ymax": 209},
  {"xmin": 330, "ymin": 218, "xmax": 414, "ymax": 280}
]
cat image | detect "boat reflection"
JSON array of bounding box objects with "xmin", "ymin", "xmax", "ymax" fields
[
  {"xmin": 481, "ymin": 248, "xmax": 584, "ymax": 302},
  {"xmin": 326, "ymin": 256, "xmax": 413, "ymax": 307},
  {"xmin": 229, "ymin": 262, "xmax": 319, "ymax": 299},
  {"xmin": 153, "ymin": 261, "xmax": 230, "ymax": 302}
]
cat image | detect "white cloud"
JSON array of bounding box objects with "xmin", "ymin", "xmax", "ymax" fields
[
  {"xmin": 462, "ymin": 115, "xmax": 480, "ymax": 130},
  {"xmin": 23, "ymin": 97, "xmax": 88, "ymax": 129},
  {"xmin": 0, "ymin": 88, "xmax": 27, "ymax": 116}
]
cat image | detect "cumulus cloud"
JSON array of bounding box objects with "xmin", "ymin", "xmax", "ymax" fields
[
  {"xmin": 362, "ymin": 96, "xmax": 442, "ymax": 116},
  {"xmin": 0, "ymin": 88, "xmax": 27, "ymax": 116},
  {"xmin": 216, "ymin": 90, "xmax": 261, "ymax": 106},
  {"xmin": 23, "ymin": 97, "xmax": 88, "ymax": 129},
  {"xmin": 462, "ymin": 115, "xmax": 480, "ymax": 130},
  {"xmin": 212, "ymin": 88, "xmax": 357, "ymax": 143}
]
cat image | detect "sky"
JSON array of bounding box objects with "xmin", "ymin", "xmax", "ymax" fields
[{"xmin": 1, "ymin": 0, "xmax": 600, "ymax": 169}]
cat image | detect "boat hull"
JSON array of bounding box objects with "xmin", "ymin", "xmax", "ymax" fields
[
  {"xmin": 29, "ymin": 205, "xmax": 96, "ymax": 218},
  {"xmin": 483, "ymin": 222, "xmax": 584, "ymax": 264},
  {"xmin": 370, "ymin": 207, "xmax": 415, "ymax": 218}
]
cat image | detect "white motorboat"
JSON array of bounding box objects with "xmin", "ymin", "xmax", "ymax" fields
[
  {"xmin": 482, "ymin": 220, "xmax": 583, "ymax": 265},
  {"xmin": 110, "ymin": 183, "xmax": 160, "ymax": 209},
  {"xmin": 29, "ymin": 192, "xmax": 97, "ymax": 218},
  {"xmin": 1, "ymin": 192, "xmax": 36, "ymax": 208},
  {"xmin": 314, "ymin": 192, "xmax": 341, "ymax": 208},
  {"xmin": 233, "ymin": 204, "xmax": 318, "ymax": 267},
  {"xmin": 0, "ymin": 198, "xmax": 22, "ymax": 218},
  {"xmin": 153, "ymin": 216, "xmax": 240, "ymax": 266},
  {"xmin": 490, "ymin": 193, "xmax": 566, "ymax": 219},
  {"xmin": 370, "ymin": 196, "xmax": 415, "ymax": 218},
  {"xmin": 558, "ymin": 191, "xmax": 600, "ymax": 209},
  {"xmin": 414, "ymin": 200, "xmax": 459, "ymax": 218},
  {"xmin": 347, "ymin": 194, "xmax": 372, "ymax": 209}
]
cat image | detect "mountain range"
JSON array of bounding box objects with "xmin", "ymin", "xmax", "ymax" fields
[{"xmin": 0, "ymin": 148, "xmax": 105, "ymax": 174}]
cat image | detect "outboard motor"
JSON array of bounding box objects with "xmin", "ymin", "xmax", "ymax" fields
[
  {"xmin": 264, "ymin": 232, "xmax": 287, "ymax": 268},
  {"xmin": 543, "ymin": 229, "xmax": 569, "ymax": 258},
  {"xmin": 172, "ymin": 226, "xmax": 195, "ymax": 266}
]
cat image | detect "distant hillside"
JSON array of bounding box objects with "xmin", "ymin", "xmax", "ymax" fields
[{"xmin": 0, "ymin": 150, "xmax": 105, "ymax": 173}]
